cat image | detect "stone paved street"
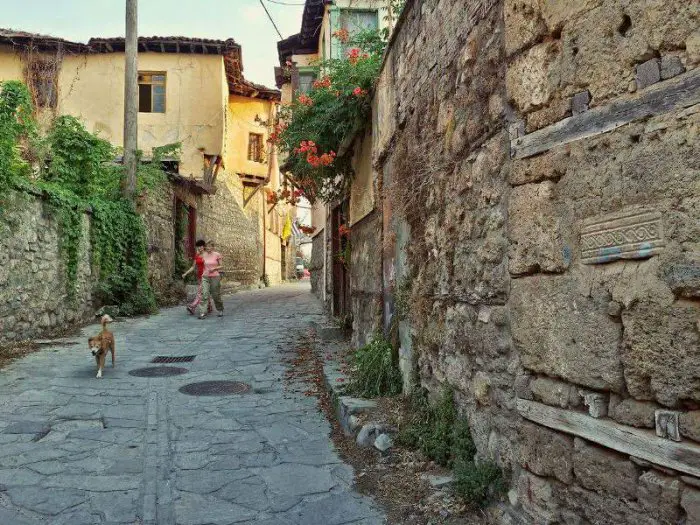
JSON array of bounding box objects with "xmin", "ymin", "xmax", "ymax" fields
[{"xmin": 0, "ymin": 283, "xmax": 385, "ymax": 525}]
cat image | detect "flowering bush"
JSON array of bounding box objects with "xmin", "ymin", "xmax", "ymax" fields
[
  {"xmin": 338, "ymin": 224, "xmax": 351, "ymax": 237},
  {"xmin": 277, "ymin": 29, "xmax": 387, "ymax": 204}
]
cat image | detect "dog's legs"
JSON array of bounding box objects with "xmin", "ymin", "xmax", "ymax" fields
[{"xmin": 97, "ymin": 353, "xmax": 105, "ymax": 378}]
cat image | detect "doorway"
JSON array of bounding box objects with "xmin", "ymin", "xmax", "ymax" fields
[{"xmin": 331, "ymin": 201, "xmax": 350, "ymax": 318}]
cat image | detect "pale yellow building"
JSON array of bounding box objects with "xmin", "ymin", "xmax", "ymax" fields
[{"xmin": 0, "ymin": 29, "xmax": 296, "ymax": 286}]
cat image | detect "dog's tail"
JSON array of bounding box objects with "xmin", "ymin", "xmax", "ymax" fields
[{"xmin": 100, "ymin": 315, "xmax": 113, "ymax": 331}]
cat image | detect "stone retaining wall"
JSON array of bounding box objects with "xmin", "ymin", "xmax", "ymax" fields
[
  {"xmin": 0, "ymin": 186, "xmax": 182, "ymax": 344},
  {"xmin": 367, "ymin": 0, "xmax": 700, "ymax": 522}
]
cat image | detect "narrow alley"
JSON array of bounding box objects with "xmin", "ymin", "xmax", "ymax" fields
[{"xmin": 0, "ymin": 283, "xmax": 384, "ymax": 525}]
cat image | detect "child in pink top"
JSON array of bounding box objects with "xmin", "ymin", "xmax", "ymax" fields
[{"xmin": 199, "ymin": 241, "xmax": 224, "ymax": 318}]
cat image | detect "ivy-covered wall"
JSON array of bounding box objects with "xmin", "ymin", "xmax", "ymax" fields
[{"xmin": 0, "ymin": 189, "xmax": 94, "ymax": 342}]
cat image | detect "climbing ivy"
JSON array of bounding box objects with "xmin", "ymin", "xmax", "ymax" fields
[
  {"xmin": 0, "ymin": 81, "xmax": 35, "ymax": 184},
  {"xmin": 0, "ymin": 80, "xmax": 175, "ymax": 315}
]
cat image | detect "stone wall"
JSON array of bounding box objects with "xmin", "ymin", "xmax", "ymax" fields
[
  {"xmin": 0, "ymin": 189, "xmax": 94, "ymax": 342},
  {"xmin": 310, "ymin": 231, "xmax": 325, "ymax": 300},
  {"xmin": 141, "ymin": 183, "xmax": 182, "ymax": 306},
  {"xmin": 197, "ymin": 174, "xmax": 261, "ymax": 286},
  {"xmin": 365, "ymin": 0, "xmax": 700, "ymax": 522},
  {"xmin": 349, "ymin": 209, "xmax": 383, "ymax": 348}
]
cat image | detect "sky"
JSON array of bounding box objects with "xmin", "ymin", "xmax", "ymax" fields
[{"xmin": 2, "ymin": 0, "xmax": 306, "ymax": 88}]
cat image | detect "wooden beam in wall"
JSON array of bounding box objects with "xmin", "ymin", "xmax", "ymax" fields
[
  {"xmin": 517, "ymin": 399, "xmax": 700, "ymax": 478},
  {"xmin": 510, "ymin": 68, "xmax": 700, "ymax": 160}
]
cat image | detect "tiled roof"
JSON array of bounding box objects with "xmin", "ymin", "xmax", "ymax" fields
[
  {"xmin": 0, "ymin": 28, "xmax": 89, "ymax": 52},
  {"xmin": 1, "ymin": 29, "xmax": 280, "ymax": 101},
  {"xmin": 277, "ymin": 0, "xmax": 330, "ymax": 66}
]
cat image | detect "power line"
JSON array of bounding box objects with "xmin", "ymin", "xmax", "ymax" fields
[
  {"xmin": 265, "ymin": 0, "xmax": 306, "ymax": 5},
  {"xmin": 259, "ymin": 0, "xmax": 284, "ymax": 39}
]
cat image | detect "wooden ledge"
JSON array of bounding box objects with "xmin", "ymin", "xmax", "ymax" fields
[
  {"xmin": 517, "ymin": 398, "xmax": 700, "ymax": 479},
  {"xmin": 511, "ymin": 68, "xmax": 700, "ymax": 160}
]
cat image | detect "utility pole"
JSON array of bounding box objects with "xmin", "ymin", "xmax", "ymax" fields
[{"xmin": 123, "ymin": 0, "xmax": 138, "ymax": 199}]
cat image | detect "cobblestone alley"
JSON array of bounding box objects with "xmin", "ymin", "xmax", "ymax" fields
[{"xmin": 0, "ymin": 283, "xmax": 385, "ymax": 525}]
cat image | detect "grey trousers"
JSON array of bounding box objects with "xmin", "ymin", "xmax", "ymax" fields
[{"xmin": 200, "ymin": 276, "xmax": 223, "ymax": 315}]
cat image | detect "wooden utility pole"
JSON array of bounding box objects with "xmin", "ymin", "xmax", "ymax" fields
[{"xmin": 123, "ymin": 0, "xmax": 138, "ymax": 199}]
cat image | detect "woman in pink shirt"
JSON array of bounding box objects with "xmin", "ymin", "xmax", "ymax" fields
[{"xmin": 199, "ymin": 240, "xmax": 224, "ymax": 318}]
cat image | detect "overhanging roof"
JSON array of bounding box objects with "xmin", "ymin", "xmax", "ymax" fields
[{"xmin": 277, "ymin": 0, "xmax": 330, "ymax": 67}]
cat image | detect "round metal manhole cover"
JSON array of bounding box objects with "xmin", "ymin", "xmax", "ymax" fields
[
  {"xmin": 128, "ymin": 366, "xmax": 189, "ymax": 377},
  {"xmin": 178, "ymin": 380, "xmax": 251, "ymax": 396}
]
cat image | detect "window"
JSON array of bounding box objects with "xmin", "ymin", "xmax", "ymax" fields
[
  {"xmin": 297, "ymin": 71, "xmax": 317, "ymax": 94},
  {"xmin": 336, "ymin": 9, "xmax": 379, "ymax": 58},
  {"xmin": 248, "ymin": 133, "xmax": 264, "ymax": 163},
  {"xmin": 138, "ymin": 72, "xmax": 166, "ymax": 113}
]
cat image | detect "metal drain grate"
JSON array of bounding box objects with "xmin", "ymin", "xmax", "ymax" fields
[
  {"xmin": 129, "ymin": 367, "xmax": 189, "ymax": 377},
  {"xmin": 151, "ymin": 355, "xmax": 196, "ymax": 364},
  {"xmin": 179, "ymin": 381, "xmax": 251, "ymax": 396}
]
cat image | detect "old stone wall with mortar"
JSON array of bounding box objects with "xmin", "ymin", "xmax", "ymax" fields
[
  {"xmin": 197, "ymin": 175, "xmax": 262, "ymax": 287},
  {"xmin": 369, "ymin": 0, "xmax": 700, "ymax": 522},
  {"xmin": 0, "ymin": 189, "xmax": 94, "ymax": 343},
  {"xmin": 0, "ymin": 187, "xmax": 184, "ymax": 343},
  {"xmin": 349, "ymin": 209, "xmax": 383, "ymax": 349}
]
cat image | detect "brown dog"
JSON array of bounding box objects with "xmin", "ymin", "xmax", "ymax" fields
[{"xmin": 88, "ymin": 315, "xmax": 115, "ymax": 378}]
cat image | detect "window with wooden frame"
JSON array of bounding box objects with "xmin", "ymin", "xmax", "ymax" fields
[
  {"xmin": 138, "ymin": 72, "xmax": 166, "ymax": 113},
  {"xmin": 248, "ymin": 133, "xmax": 264, "ymax": 163}
]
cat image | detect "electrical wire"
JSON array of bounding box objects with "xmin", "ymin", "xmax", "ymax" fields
[
  {"xmin": 259, "ymin": 0, "xmax": 284, "ymax": 39},
  {"xmin": 265, "ymin": 0, "xmax": 306, "ymax": 5}
]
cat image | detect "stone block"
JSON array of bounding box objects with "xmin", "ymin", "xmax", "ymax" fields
[
  {"xmin": 638, "ymin": 471, "xmax": 681, "ymax": 523},
  {"xmin": 660, "ymin": 56, "xmax": 685, "ymax": 80},
  {"xmin": 517, "ymin": 471, "xmax": 560, "ymax": 524},
  {"xmin": 559, "ymin": 484, "xmax": 658, "ymax": 525},
  {"xmin": 621, "ymin": 301, "xmax": 700, "ymax": 406},
  {"xmin": 573, "ymin": 438, "xmax": 638, "ymax": 500},
  {"xmin": 506, "ymin": 42, "xmax": 560, "ymax": 113},
  {"xmin": 508, "ymin": 181, "xmax": 570, "ymax": 275},
  {"xmin": 636, "ymin": 59, "xmax": 661, "ymax": 90},
  {"xmin": 511, "ymin": 275, "xmax": 624, "ymax": 392},
  {"xmin": 680, "ymin": 412, "xmax": 700, "ymax": 443},
  {"xmin": 571, "ymin": 90, "xmax": 591, "ymax": 115},
  {"xmin": 609, "ymin": 398, "xmax": 656, "ymax": 429},
  {"xmin": 682, "ymin": 487, "xmax": 700, "ymax": 525},
  {"xmin": 519, "ymin": 422, "xmax": 574, "ymax": 484},
  {"xmin": 531, "ymin": 377, "xmax": 578, "ymax": 408},
  {"xmin": 581, "ymin": 392, "xmax": 608, "ymax": 418},
  {"xmin": 656, "ymin": 410, "xmax": 681, "ymax": 442},
  {"xmin": 504, "ymin": 0, "xmax": 546, "ymax": 56}
]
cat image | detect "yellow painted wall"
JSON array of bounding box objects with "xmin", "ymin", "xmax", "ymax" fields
[
  {"xmin": 225, "ymin": 94, "xmax": 272, "ymax": 180},
  {"xmin": 57, "ymin": 52, "xmax": 227, "ymax": 176},
  {"xmin": 349, "ymin": 128, "xmax": 375, "ymax": 225},
  {"xmin": 0, "ymin": 46, "xmax": 24, "ymax": 82}
]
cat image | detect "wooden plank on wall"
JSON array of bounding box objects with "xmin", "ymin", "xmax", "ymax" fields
[
  {"xmin": 511, "ymin": 68, "xmax": 700, "ymax": 159},
  {"xmin": 517, "ymin": 398, "xmax": 700, "ymax": 479}
]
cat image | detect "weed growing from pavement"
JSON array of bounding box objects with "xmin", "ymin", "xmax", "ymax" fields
[
  {"xmin": 397, "ymin": 387, "xmax": 504, "ymax": 507},
  {"xmin": 346, "ymin": 336, "xmax": 403, "ymax": 398}
]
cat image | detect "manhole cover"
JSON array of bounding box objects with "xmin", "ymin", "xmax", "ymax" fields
[
  {"xmin": 179, "ymin": 381, "xmax": 251, "ymax": 396},
  {"xmin": 128, "ymin": 367, "xmax": 189, "ymax": 377},
  {"xmin": 152, "ymin": 355, "xmax": 196, "ymax": 364}
]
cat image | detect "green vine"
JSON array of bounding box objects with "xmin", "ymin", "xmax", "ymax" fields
[{"xmin": 1, "ymin": 80, "xmax": 174, "ymax": 315}]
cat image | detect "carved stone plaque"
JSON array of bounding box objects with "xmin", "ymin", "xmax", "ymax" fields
[{"xmin": 581, "ymin": 208, "xmax": 665, "ymax": 264}]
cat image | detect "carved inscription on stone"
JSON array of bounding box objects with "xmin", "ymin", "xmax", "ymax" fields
[{"xmin": 581, "ymin": 208, "xmax": 665, "ymax": 264}]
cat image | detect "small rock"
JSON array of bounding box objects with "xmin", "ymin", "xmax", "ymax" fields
[
  {"xmin": 660, "ymin": 56, "xmax": 685, "ymax": 80},
  {"xmin": 636, "ymin": 59, "xmax": 661, "ymax": 89},
  {"xmin": 571, "ymin": 90, "xmax": 591, "ymax": 115},
  {"xmin": 421, "ymin": 474, "xmax": 454, "ymax": 488},
  {"xmin": 607, "ymin": 301, "xmax": 622, "ymax": 318},
  {"xmin": 356, "ymin": 424, "xmax": 379, "ymax": 447},
  {"xmin": 348, "ymin": 415, "xmax": 361, "ymax": 432},
  {"xmin": 374, "ymin": 433, "xmax": 393, "ymax": 452}
]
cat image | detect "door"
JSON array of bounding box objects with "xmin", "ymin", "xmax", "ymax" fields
[{"xmin": 331, "ymin": 201, "xmax": 350, "ymax": 317}]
